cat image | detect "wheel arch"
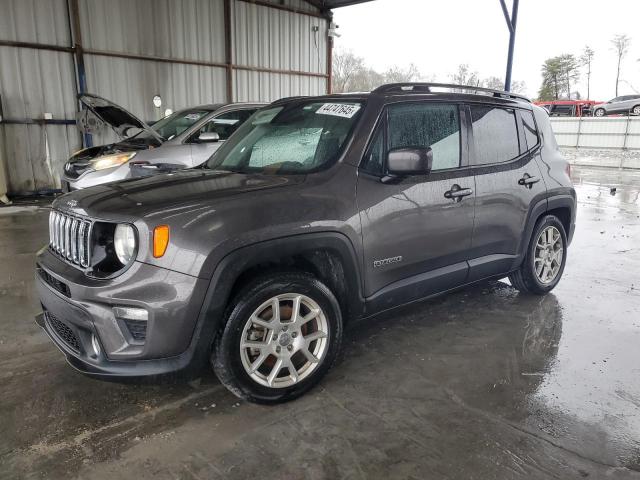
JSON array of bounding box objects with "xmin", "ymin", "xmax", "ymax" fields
[
  {"xmin": 518, "ymin": 192, "xmax": 576, "ymax": 263},
  {"xmin": 197, "ymin": 232, "xmax": 364, "ymax": 342}
]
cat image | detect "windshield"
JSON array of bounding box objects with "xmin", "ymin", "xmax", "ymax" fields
[
  {"xmin": 134, "ymin": 109, "xmax": 212, "ymax": 141},
  {"xmin": 204, "ymin": 101, "xmax": 363, "ymax": 174}
]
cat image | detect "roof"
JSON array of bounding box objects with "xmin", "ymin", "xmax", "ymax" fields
[
  {"xmin": 305, "ymin": 0, "xmax": 376, "ymax": 10},
  {"xmin": 271, "ymin": 84, "xmax": 534, "ymax": 111}
]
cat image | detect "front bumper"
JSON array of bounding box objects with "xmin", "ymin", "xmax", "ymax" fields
[{"xmin": 35, "ymin": 248, "xmax": 211, "ymax": 378}]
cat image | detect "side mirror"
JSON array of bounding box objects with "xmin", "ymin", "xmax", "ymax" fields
[
  {"xmin": 386, "ymin": 147, "xmax": 433, "ymax": 176},
  {"xmin": 198, "ymin": 132, "xmax": 220, "ymax": 143}
]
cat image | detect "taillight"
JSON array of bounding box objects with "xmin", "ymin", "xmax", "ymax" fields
[{"xmin": 565, "ymin": 163, "xmax": 571, "ymax": 178}]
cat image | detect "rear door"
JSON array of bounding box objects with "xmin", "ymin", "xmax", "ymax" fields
[
  {"xmin": 467, "ymin": 104, "xmax": 546, "ymax": 281},
  {"xmin": 189, "ymin": 108, "xmax": 258, "ymax": 165},
  {"xmin": 357, "ymin": 101, "xmax": 476, "ymax": 308}
]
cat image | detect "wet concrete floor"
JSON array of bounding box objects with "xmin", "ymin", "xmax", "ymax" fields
[{"xmin": 1, "ymin": 164, "xmax": 639, "ymax": 479}]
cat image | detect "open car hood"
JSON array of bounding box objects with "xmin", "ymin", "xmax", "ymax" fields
[{"xmin": 78, "ymin": 93, "xmax": 164, "ymax": 143}]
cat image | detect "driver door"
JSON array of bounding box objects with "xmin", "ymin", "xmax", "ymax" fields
[{"xmin": 357, "ymin": 101, "xmax": 475, "ymax": 308}]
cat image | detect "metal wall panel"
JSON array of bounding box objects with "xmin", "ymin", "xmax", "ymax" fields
[
  {"xmin": 233, "ymin": 1, "xmax": 327, "ymax": 74},
  {"xmin": 550, "ymin": 118, "xmax": 640, "ymax": 150},
  {"xmin": 0, "ymin": 0, "xmax": 328, "ymax": 194},
  {"xmin": 84, "ymin": 55, "xmax": 227, "ymax": 122},
  {"xmin": 2, "ymin": 124, "xmax": 80, "ymax": 192},
  {"xmin": 0, "ymin": 0, "xmax": 71, "ymax": 45},
  {"xmin": 0, "ymin": 45, "xmax": 80, "ymax": 193},
  {"xmin": 0, "ymin": 47, "xmax": 77, "ymax": 118},
  {"xmin": 79, "ymin": 0, "xmax": 226, "ymax": 63},
  {"xmin": 234, "ymin": 69, "xmax": 326, "ymax": 102}
]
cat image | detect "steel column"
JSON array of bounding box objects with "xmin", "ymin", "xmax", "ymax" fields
[{"xmin": 500, "ymin": 0, "xmax": 519, "ymax": 92}]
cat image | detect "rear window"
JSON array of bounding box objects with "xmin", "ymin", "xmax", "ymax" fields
[
  {"xmin": 470, "ymin": 106, "xmax": 520, "ymax": 165},
  {"xmin": 521, "ymin": 110, "xmax": 539, "ymax": 150}
]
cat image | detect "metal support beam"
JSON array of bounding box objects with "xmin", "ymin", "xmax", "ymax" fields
[
  {"xmin": 67, "ymin": 0, "xmax": 92, "ymax": 147},
  {"xmin": 224, "ymin": 0, "xmax": 234, "ymax": 102},
  {"xmin": 500, "ymin": 0, "xmax": 519, "ymax": 92},
  {"xmin": 327, "ymin": 35, "xmax": 333, "ymax": 94},
  {"xmin": 238, "ymin": 0, "xmax": 329, "ymax": 19}
]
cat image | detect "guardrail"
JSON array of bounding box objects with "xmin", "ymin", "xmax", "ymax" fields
[{"xmin": 550, "ymin": 116, "xmax": 640, "ymax": 150}]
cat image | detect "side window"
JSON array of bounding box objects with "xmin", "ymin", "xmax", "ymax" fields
[
  {"xmin": 521, "ymin": 110, "xmax": 539, "ymax": 150},
  {"xmin": 470, "ymin": 106, "xmax": 520, "ymax": 165},
  {"xmin": 388, "ymin": 103, "xmax": 461, "ymax": 171},
  {"xmin": 360, "ymin": 124, "xmax": 385, "ymax": 175},
  {"xmin": 197, "ymin": 109, "xmax": 256, "ymax": 141}
]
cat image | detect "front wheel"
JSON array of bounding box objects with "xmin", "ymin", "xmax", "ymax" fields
[
  {"xmin": 212, "ymin": 272, "xmax": 343, "ymax": 404},
  {"xmin": 509, "ymin": 215, "xmax": 568, "ymax": 295},
  {"xmin": 594, "ymin": 108, "xmax": 606, "ymax": 117},
  {"xmin": 632, "ymin": 105, "xmax": 640, "ymax": 116}
]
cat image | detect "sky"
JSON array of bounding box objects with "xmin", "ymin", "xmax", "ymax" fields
[{"xmin": 332, "ymin": 0, "xmax": 640, "ymax": 100}]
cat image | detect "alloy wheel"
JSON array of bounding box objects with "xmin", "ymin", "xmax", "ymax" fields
[
  {"xmin": 534, "ymin": 226, "xmax": 564, "ymax": 284},
  {"xmin": 239, "ymin": 293, "xmax": 329, "ymax": 388}
]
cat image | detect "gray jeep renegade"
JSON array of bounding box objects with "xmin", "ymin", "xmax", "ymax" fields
[{"xmin": 35, "ymin": 83, "xmax": 576, "ymax": 403}]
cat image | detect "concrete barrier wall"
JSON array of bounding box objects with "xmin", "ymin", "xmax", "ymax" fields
[{"xmin": 550, "ymin": 117, "xmax": 640, "ymax": 150}]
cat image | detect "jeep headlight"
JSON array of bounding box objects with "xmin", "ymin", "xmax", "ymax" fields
[
  {"xmin": 92, "ymin": 152, "xmax": 136, "ymax": 171},
  {"xmin": 114, "ymin": 224, "xmax": 137, "ymax": 265}
]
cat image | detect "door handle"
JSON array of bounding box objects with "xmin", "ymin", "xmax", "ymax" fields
[
  {"xmin": 518, "ymin": 173, "xmax": 540, "ymax": 189},
  {"xmin": 444, "ymin": 184, "xmax": 473, "ymax": 202}
]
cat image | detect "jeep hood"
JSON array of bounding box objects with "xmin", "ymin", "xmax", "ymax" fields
[
  {"xmin": 78, "ymin": 93, "xmax": 163, "ymax": 142},
  {"xmin": 54, "ymin": 169, "xmax": 304, "ymax": 219}
]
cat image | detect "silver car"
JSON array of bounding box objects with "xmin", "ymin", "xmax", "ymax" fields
[
  {"xmin": 593, "ymin": 95, "xmax": 640, "ymax": 117},
  {"xmin": 62, "ymin": 94, "xmax": 264, "ymax": 190}
]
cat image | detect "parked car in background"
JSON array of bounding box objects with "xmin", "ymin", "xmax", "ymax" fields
[
  {"xmin": 592, "ymin": 95, "xmax": 640, "ymax": 117},
  {"xmin": 62, "ymin": 94, "xmax": 264, "ymax": 190},
  {"xmin": 534, "ymin": 100, "xmax": 601, "ymax": 117},
  {"xmin": 37, "ymin": 83, "xmax": 575, "ymax": 403}
]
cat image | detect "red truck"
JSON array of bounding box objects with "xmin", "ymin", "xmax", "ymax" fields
[{"xmin": 534, "ymin": 100, "xmax": 602, "ymax": 117}]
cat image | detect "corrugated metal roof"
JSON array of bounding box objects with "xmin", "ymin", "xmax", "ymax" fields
[{"xmin": 306, "ymin": 0, "xmax": 375, "ymax": 10}]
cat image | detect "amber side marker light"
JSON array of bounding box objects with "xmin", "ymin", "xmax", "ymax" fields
[{"xmin": 153, "ymin": 225, "xmax": 170, "ymax": 258}]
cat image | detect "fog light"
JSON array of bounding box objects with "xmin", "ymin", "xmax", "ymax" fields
[
  {"xmin": 91, "ymin": 334, "xmax": 101, "ymax": 356},
  {"xmin": 113, "ymin": 306, "xmax": 148, "ymax": 321}
]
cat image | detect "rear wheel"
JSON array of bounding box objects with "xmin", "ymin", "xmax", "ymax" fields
[
  {"xmin": 594, "ymin": 108, "xmax": 606, "ymax": 117},
  {"xmin": 509, "ymin": 215, "xmax": 567, "ymax": 295},
  {"xmin": 212, "ymin": 272, "xmax": 343, "ymax": 403}
]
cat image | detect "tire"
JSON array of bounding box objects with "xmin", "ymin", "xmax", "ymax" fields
[
  {"xmin": 594, "ymin": 108, "xmax": 606, "ymax": 117},
  {"xmin": 632, "ymin": 105, "xmax": 640, "ymax": 116},
  {"xmin": 509, "ymin": 215, "xmax": 568, "ymax": 295},
  {"xmin": 212, "ymin": 271, "xmax": 343, "ymax": 404}
]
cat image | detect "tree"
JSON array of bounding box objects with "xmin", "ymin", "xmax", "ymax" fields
[
  {"xmin": 383, "ymin": 63, "xmax": 420, "ymax": 83},
  {"xmin": 611, "ymin": 34, "xmax": 631, "ymax": 96},
  {"xmin": 580, "ymin": 46, "xmax": 595, "ymax": 100},
  {"xmin": 483, "ymin": 76, "xmax": 504, "ymax": 90},
  {"xmin": 482, "ymin": 76, "xmax": 526, "ymax": 94},
  {"xmin": 539, "ymin": 57, "xmax": 564, "ymax": 100},
  {"xmin": 450, "ymin": 64, "xmax": 480, "ymax": 90},
  {"xmin": 350, "ymin": 67, "xmax": 385, "ymax": 92},
  {"xmin": 332, "ymin": 49, "xmax": 423, "ymax": 93},
  {"xmin": 332, "ymin": 49, "xmax": 366, "ymax": 93},
  {"xmin": 558, "ymin": 54, "xmax": 580, "ymax": 99},
  {"xmin": 510, "ymin": 80, "xmax": 527, "ymax": 94}
]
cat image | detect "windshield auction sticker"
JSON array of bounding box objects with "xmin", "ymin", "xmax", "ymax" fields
[{"xmin": 316, "ymin": 103, "xmax": 361, "ymax": 118}]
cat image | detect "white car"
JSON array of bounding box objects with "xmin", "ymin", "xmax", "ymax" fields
[{"xmin": 62, "ymin": 94, "xmax": 264, "ymax": 190}]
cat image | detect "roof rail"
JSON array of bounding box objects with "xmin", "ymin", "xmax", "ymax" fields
[{"xmin": 372, "ymin": 82, "xmax": 531, "ymax": 103}]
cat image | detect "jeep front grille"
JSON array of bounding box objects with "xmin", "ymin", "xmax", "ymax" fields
[{"xmin": 49, "ymin": 210, "xmax": 92, "ymax": 268}]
